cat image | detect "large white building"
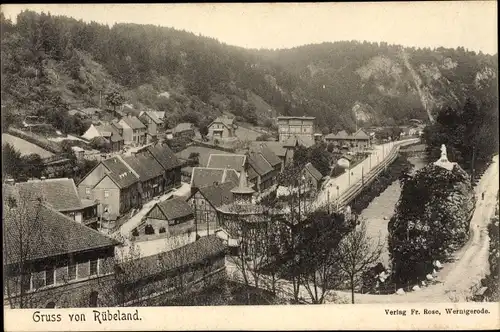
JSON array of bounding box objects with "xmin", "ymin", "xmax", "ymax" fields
[{"xmin": 277, "ymin": 116, "xmax": 316, "ymax": 145}]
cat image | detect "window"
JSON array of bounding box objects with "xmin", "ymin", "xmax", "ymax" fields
[
  {"xmin": 104, "ymin": 190, "xmax": 109, "ymax": 198},
  {"xmin": 45, "ymin": 267, "xmax": 56, "ymax": 286},
  {"xmin": 90, "ymin": 259, "xmax": 98, "ymax": 276},
  {"xmin": 68, "ymin": 263, "xmax": 77, "ymax": 280},
  {"xmin": 86, "ymin": 187, "xmax": 91, "ymax": 195}
]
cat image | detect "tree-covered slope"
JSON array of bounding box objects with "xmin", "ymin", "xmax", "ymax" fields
[
  {"xmin": 1, "ymin": 11, "xmax": 497, "ymax": 133},
  {"xmin": 388, "ymin": 160, "xmax": 476, "ymax": 286}
]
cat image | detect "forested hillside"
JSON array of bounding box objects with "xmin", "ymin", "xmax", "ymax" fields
[{"xmin": 1, "ymin": 10, "xmax": 498, "ymax": 134}]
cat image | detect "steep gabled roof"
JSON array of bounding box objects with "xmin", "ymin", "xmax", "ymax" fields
[
  {"xmin": 190, "ymin": 167, "xmax": 239, "ymax": 189},
  {"xmin": 208, "ymin": 116, "xmax": 235, "ymax": 130},
  {"xmin": 252, "ymin": 141, "xmax": 287, "ymax": 158},
  {"xmin": 247, "ymin": 152, "xmax": 274, "ymax": 176},
  {"xmin": 150, "ymin": 197, "xmax": 193, "ymax": 221},
  {"xmin": 14, "ymin": 178, "xmax": 83, "ymax": 212},
  {"xmin": 3, "ymin": 191, "xmax": 118, "ymax": 265},
  {"xmin": 120, "ymin": 116, "xmax": 146, "ymax": 130},
  {"xmin": 122, "ymin": 154, "xmax": 164, "ymax": 182},
  {"xmin": 143, "ymin": 143, "xmax": 182, "ymax": 171},
  {"xmin": 196, "ymin": 181, "xmax": 235, "ymax": 208},
  {"xmin": 255, "ymin": 145, "xmax": 282, "ymax": 167},
  {"xmin": 207, "ymin": 154, "xmax": 247, "ymax": 172},
  {"xmin": 304, "ymin": 162, "xmax": 324, "ymax": 181},
  {"xmin": 352, "ymin": 129, "xmax": 370, "ymax": 140},
  {"xmin": 101, "ymin": 156, "xmax": 140, "ymax": 189},
  {"xmin": 96, "ymin": 124, "xmax": 124, "ymax": 142}
]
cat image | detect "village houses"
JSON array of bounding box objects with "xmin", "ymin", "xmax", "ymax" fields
[
  {"xmin": 207, "ymin": 116, "xmax": 237, "ymax": 139},
  {"xmin": 118, "ymin": 115, "xmax": 147, "ymax": 146},
  {"xmin": 138, "ymin": 111, "xmax": 163, "ymax": 144},
  {"xmin": 277, "ymin": 116, "xmax": 316, "ymax": 145},
  {"xmin": 3, "ymin": 186, "xmax": 119, "ymax": 308},
  {"xmin": 77, "ymin": 144, "xmax": 182, "ymax": 218},
  {"xmin": 82, "ymin": 124, "xmax": 124, "ymax": 152},
  {"xmin": 143, "ymin": 197, "xmax": 194, "ymax": 236},
  {"xmin": 13, "ymin": 178, "xmax": 100, "ymax": 229},
  {"xmin": 324, "ymin": 129, "xmax": 371, "ymax": 152}
]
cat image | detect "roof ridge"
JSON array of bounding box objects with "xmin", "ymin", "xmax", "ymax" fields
[
  {"xmin": 116, "ymin": 155, "xmax": 140, "ymax": 179},
  {"xmin": 42, "ymin": 203, "xmax": 120, "ymax": 246}
]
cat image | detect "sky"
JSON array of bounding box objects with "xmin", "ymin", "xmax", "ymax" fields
[{"xmin": 1, "ymin": 2, "xmax": 498, "ymax": 54}]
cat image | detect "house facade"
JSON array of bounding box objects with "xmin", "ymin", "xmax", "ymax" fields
[
  {"xmin": 246, "ymin": 151, "xmax": 278, "ymax": 192},
  {"xmin": 77, "ymin": 156, "xmax": 141, "ymax": 217},
  {"xmin": 14, "ymin": 178, "xmax": 99, "ymax": 229},
  {"xmin": 144, "ymin": 197, "xmax": 194, "ymax": 236},
  {"xmin": 301, "ymin": 162, "xmax": 324, "ymax": 192},
  {"xmin": 277, "ymin": 116, "xmax": 315, "ymax": 144},
  {"xmin": 188, "ymin": 181, "xmax": 235, "ymax": 229},
  {"xmin": 139, "ymin": 111, "xmax": 163, "ymax": 144},
  {"xmin": 118, "ymin": 115, "xmax": 147, "ymax": 146},
  {"xmin": 207, "ymin": 116, "xmax": 236, "ymax": 139},
  {"xmin": 78, "ymin": 144, "xmax": 182, "ymax": 218},
  {"xmin": 325, "ymin": 129, "xmax": 371, "ymax": 152},
  {"xmin": 3, "ymin": 191, "xmax": 119, "ymax": 309}
]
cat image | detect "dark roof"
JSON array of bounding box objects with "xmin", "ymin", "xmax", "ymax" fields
[
  {"xmin": 304, "ymin": 162, "xmax": 324, "ymax": 181},
  {"xmin": 283, "ymin": 135, "xmax": 315, "ymax": 148},
  {"xmin": 151, "ymin": 197, "xmax": 193, "ymax": 221},
  {"xmin": 252, "ymin": 141, "xmax": 286, "ymax": 158},
  {"xmin": 118, "ymin": 235, "xmax": 226, "ymax": 283},
  {"xmin": 96, "ymin": 124, "xmax": 123, "ymax": 142},
  {"xmin": 122, "ymin": 154, "xmax": 164, "ymax": 182},
  {"xmin": 209, "ymin": 116, "xmax": 235, "ymax": 129},
  {"xmin": 190, "ymin": 167, "xmax": 239, "ymax": 189},
  {"xmin": 207, "ymin": 154, "xmax": 246, "ymax": 172},
  {"xmin": 101, "ymin": 156, "xmax": 140, "ymax": 189},
  {"xmin": 141, "ymin": 111, "xmax": 163, "ymax": 124},
  {"xmin": 121, "ymin": 116, "xmax": 146, "ymax": 130},
  {"xmin": 14, "ymin": 178, "xmax": 83, "ymax": 212},
  {"xmin": 144, "ymin": 143, "xmax": 182, "ymax": 171},
  {"xmin": 255, "ymin": 145, "xmax": 282, "ymax": 167},
  {"xmin": 3, "ymin": 191, "xmax": 118, "ymax": 265},
  {"xmin": 352, "ymin": 129, "xmax": 370, "ymax": 140},
  {"xmin": 247, "ymin": 152, "xmax": 274, "ymax": 176},
  {"xmin": 196, "ymin": 181, "xmax": 235, "ymax": 208}
]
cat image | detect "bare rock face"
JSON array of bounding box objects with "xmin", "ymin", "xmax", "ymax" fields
[{"xmin": 388, "ymin": 146, "xmax": 476, "ymax": 285}]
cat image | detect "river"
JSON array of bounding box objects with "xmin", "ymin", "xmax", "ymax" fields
[{"xmin": 360, "ymin": 155, "xmax": 427, "ymax": 268}]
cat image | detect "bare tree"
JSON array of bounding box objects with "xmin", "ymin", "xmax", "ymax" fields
[
  {"xmin": 297, "ymin": 211, "xmax": 351, "ymax": 304},
  {"xmin": 1, "ymin": 186, "xmax": 76, "ymax": 308},
  {"xmin": 3, "ymin": 188, "xmax": 46, "ymax": 308},
  {"xmin": 335, "ymin": 219, "xmax": 383, "ymax": 304}
]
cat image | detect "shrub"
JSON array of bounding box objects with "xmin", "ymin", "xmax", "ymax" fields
[
  {"xmin": 132, "ymin": 228, "xmax": 139, "ymax": 237},
  {"xmin": 159, "ymin": 227, "xmax": 166, "ymax": 234}
]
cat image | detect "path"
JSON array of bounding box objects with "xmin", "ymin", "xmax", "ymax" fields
[
  {"xmin": 316, "ymin": 139, "xmax": 419, "ymax": 209},
  {"xmin": 114, "ymin": 182, "xmax": 191, "ymax": 238}
]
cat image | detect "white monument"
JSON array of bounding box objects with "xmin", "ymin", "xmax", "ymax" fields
[{"xmin": 433, "ymin": 144, "xmax": 456, "ymax": 171}]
